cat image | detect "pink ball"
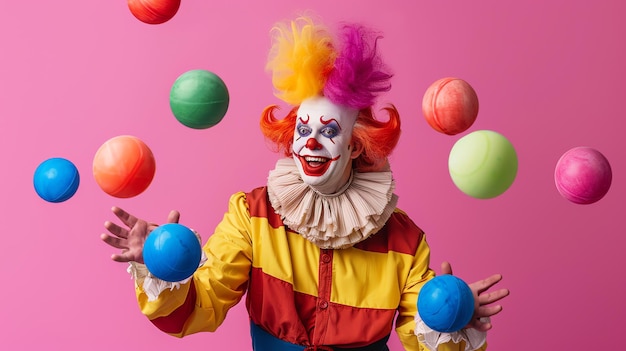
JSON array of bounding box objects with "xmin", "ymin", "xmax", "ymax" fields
[
  {"xmin": 554, "ymin": 147, "xmax": 612, "ymax": 204},
  {"xmin": 422, "ymin": 77, "xmax": 479, "ymax": 135}
]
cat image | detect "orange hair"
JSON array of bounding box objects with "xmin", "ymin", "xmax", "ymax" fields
[{"xmin": 260, "ymin": 105, "xmax": 401, "ymax": 173}]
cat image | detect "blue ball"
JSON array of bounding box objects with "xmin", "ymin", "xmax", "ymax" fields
[
  {"xmin": 417, "ymin": 275, "xmax": 475, "ymax": 332},
  {"xmin": 143, "ymin": 223, "xmax": 202, "ymax": 282},
  {"xmin": 33, "ymin": 157, "xmax": 80, "ymax": 203}
]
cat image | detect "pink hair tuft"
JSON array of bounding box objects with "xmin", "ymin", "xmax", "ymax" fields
[{"xmin": 323, "ymin": 24, "xmax": 392, "ymax": 109}]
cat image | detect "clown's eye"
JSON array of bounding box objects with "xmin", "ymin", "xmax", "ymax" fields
[
  {"xmin": 297, "ymin": 124, "xmax": 312, "ymax": 137},
  {"xmin": 320, "ymin": 126, "xmax": 339, "ymax": 138}
]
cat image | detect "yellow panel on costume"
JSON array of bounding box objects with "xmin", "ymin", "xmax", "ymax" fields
[
  {"xmin": 331, "ymin": 248, "xmax": 413, "ymax": 309},
  {"xmin": 249, "ymin": 216, "xmax": 321, "ymax": 296}
]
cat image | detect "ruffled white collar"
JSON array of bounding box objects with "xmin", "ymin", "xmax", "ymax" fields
[{"xmin": 266, "ymin": 158, "xmax": 398, "ymax": 249}]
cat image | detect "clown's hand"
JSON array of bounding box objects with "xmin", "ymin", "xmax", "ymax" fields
[
  {"xmin": 101, "ymin": 206, "xmax": 180, "ymax": 264},
  {"xmin": 440, "ymin": 261, "xmax": 510, "ymax": 331},
  {"xmin": 100, "ymin": 207, "xmax": 207, "ymax": 301}
]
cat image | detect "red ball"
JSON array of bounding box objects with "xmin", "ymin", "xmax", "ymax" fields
[
  {"xmin": 127, "ymin": 0, "xmax": 180, "ymax": 25},
  {"xmin": 554, "ymin": 147, "xmax": 612, "ymax": 204},
  {"xmin": 422, "ymin": 77, "xmax": 479, "ymax": 135},
  {"xmin": 93, "ymin": 135, "xmax": 156, "ymax": 198}
]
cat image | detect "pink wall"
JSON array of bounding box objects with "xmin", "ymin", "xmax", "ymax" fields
[{"xmin": 1, "ymin": 0, "xmax": 624, "ymax": 349}]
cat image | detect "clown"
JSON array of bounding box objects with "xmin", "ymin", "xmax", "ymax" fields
[
  {"xmin": 101, "ymin": 16, "xmax": 508, "ymax": 351},
  {"xmin": 292, "ymin": 96, "xmax": 358, "ymax": 193}
]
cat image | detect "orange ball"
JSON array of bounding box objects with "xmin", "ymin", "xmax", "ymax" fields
[
  {"xmin": 93, "ymin": 135, "xmax": 156, "ymax": 198},
  {"xmin": 422, "ymin": 77, "xmax": 479, "ymax": 135},
  {"xmin": 127, "ymin": 0, "xmax": 180, "ymax": 25}
]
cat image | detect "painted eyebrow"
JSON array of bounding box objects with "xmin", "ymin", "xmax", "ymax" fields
[
  {"xmin": 298, "ymin": 115, "xmax": 310, "ymax": 124},
  {"xmin": 319, "ymin": 116, "xmax": 342, "ymax": 130}
]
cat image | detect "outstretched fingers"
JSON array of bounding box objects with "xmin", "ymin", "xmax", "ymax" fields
[
  {"xmin": 100, "ymin": 232, "xmax": 127, "ymax": 250},
  {"xmin": 102, "ymin": 207, "xmax": 180, "ymax": 264},
  {"xmin": 461, "ymin": 271, "xmax": 510, "ymax": 332},
  {"xmin": 111, "ymin": 206, "xmax": 138, "ymax": 229},
  {"xmin": 477, "ymin": 286, "xmax": 510, "ymax": 306},
  {"xmin": 104, "ymin": 220, "xmax": 129, "ymax": 239},
  {"xmin": 110, "ymin": 251, "xmax": 136, "ymax": 263},
  {"xmin": 469, "ymin": 299, "xmax": 507, "ymax": 332},
  {"xmin": 471, "ymin": 273, "xmax": 504, "ymax": 295},
  {"xmin": 475, "ymin": 304, "xmax": 504, "ymax": 319},
  {"xmin": 101, "ymin": 232, "xmax": 142, "ymax": 263}
]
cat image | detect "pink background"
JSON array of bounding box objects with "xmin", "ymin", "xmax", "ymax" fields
[{"xmin": 1, "ymin": 0, "xmax": 624, "ymax": 349}]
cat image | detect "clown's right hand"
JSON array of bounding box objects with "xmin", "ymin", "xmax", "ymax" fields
[{"xmin": 101, "ymin": 206, "xmax": 180, "ymax": 264}]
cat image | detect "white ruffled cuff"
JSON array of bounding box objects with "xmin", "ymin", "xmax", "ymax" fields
[
  {"xmin": 414, "ymin": 315, "xmax": 487, "ymax": 351},
  {"xmin": 127, "ymin": 230, "xmax": 207, "ymax": 302}
]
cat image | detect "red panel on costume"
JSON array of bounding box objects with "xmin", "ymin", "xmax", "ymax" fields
[
  {"xmin": 324, "ymin": 302, "xmax": 395, "ymax": 348},
  {"xmin": 246, "ymin": 187, "xmax": 284, "ymax": 228},
  {"xmin": 353, "ymin": 212, "xmax": 424, "ymax": 256},
  {"xmin": 149, "ymin": 280, "xmax": 197, "ymax": 334},
  {"xmin": 247, "ymin": 267, "xmax": 312, "ymax": 345}
]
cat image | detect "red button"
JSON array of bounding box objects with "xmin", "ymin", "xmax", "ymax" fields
[
  {"xmin": 321, "ymin": 254, "xmax": 331, "ymax": 263},
  {"xmin": 319, "ymin": 300, "xmax": 328, "ymax": 309}
]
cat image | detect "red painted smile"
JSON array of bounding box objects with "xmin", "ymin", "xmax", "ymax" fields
[{"xmin": 297, "ymin": 155, "xmax": 340, "ymax": 176}]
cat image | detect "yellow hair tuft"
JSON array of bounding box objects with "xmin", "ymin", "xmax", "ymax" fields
[{"xmin": 266, "ymin": 17, "xmax": 336, "ymax": 105}]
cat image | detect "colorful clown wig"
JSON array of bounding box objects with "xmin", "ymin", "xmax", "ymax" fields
[
  {"xmin": 261, "ymin": 16, "xmax": 401, "ymax": 172},
  {"xmin": 266, "ymin": 16, "xmax": 392, "ymax": 109}
]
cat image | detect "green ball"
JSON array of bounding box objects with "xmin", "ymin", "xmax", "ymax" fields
[
  {"xmin": 169, "ymin": 69, "xmax": 229, "ymax": 129},
  {"xmin": 448, "ymin": 130, "xmax": 518, "ymax": 199}
]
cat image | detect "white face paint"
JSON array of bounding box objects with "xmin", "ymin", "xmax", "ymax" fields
[{"xmin": 293, "ymin": 96, "xmax": 359, "ymax": 194}]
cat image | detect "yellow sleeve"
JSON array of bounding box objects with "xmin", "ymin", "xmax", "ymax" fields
[
  {"xmin": 395, "ymin": 233, "xmax": 435, "ymax": 350},
  {"xmin": 136, "ymin": 191, "xmax": 253, "ymax": 337}
]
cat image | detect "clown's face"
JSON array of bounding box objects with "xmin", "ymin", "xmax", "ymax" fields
[{"xmin": 293, "ymin": 96, "xmax": 361, "ymax": 194}]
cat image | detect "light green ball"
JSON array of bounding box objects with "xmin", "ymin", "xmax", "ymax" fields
[
  {"xmin": 448, "ymin": 130, "xmax": 518, "ymax": 199},
  {"xmin": 169, "ymin": 69, "xmax": 229, "ymax": 129}
]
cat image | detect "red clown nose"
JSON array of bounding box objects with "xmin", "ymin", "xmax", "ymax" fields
[{"xmin": 305, "ymin": 138, "xmax": 323, "ymax": 150}]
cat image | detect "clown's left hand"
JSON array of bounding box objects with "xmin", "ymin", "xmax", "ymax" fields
[{"xmin": 440, "ymin": 261, "xmax": 510, "ymax": 332}]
